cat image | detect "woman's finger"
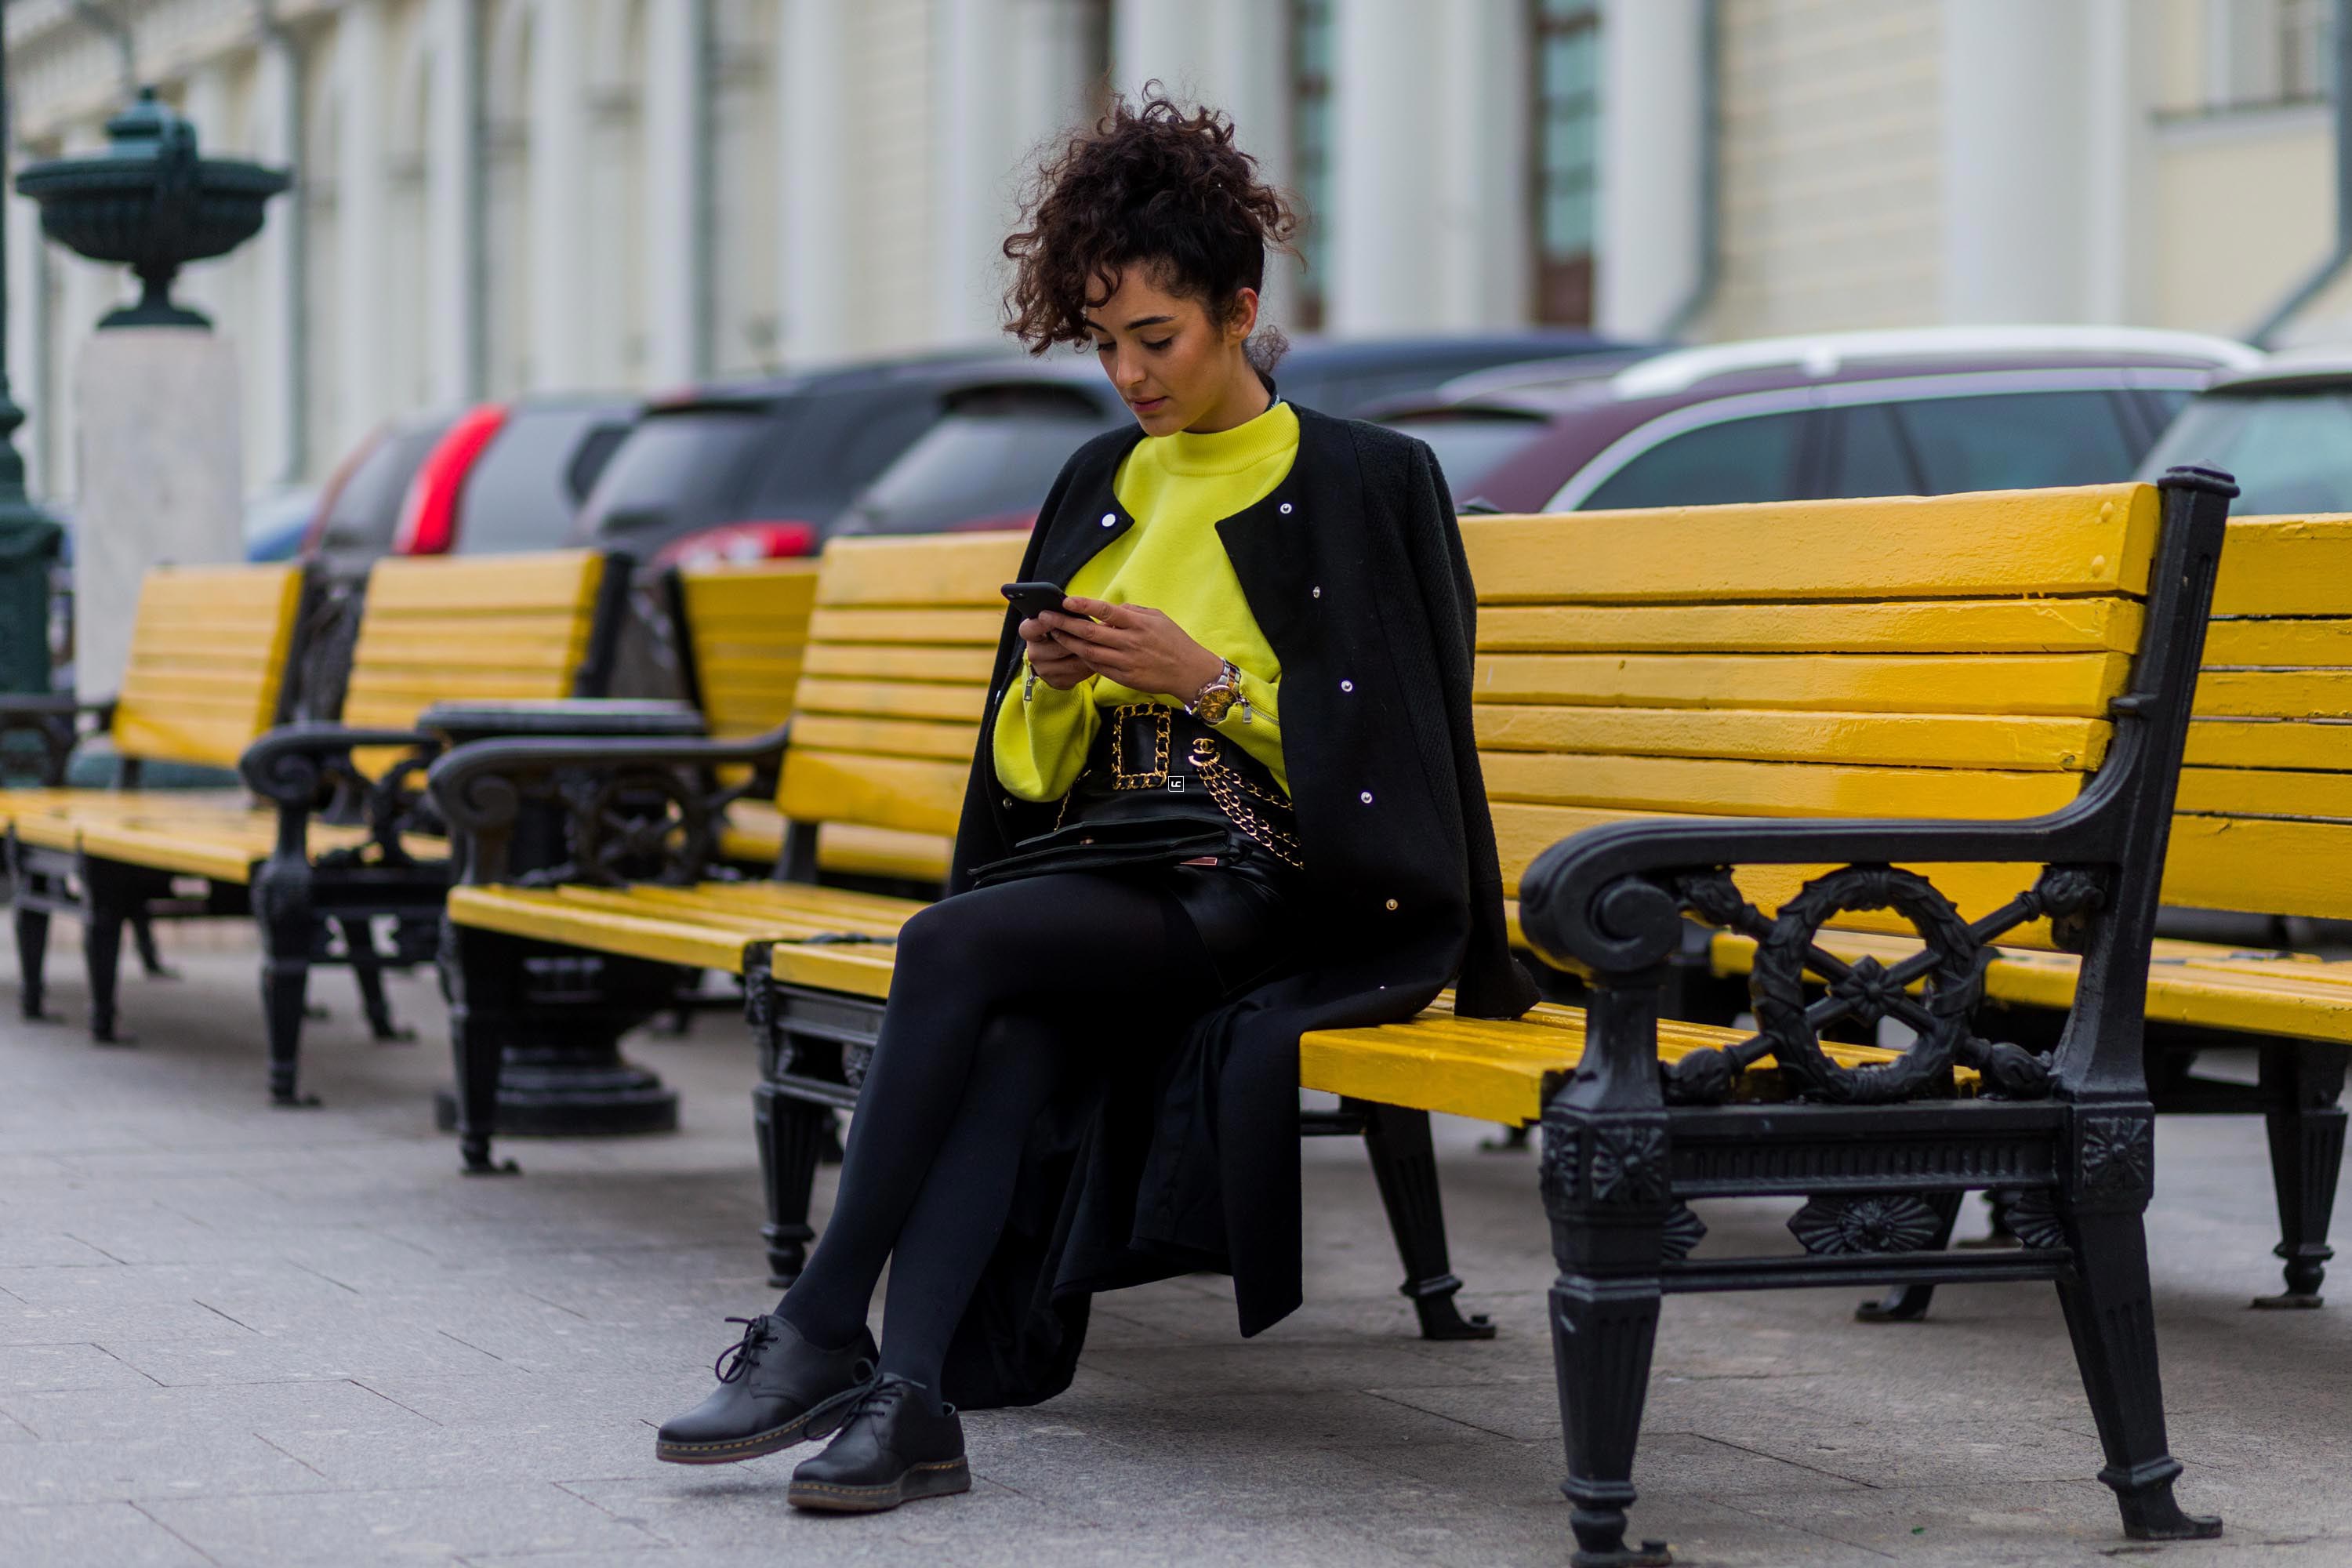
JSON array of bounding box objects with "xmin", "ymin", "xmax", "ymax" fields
[
  {"xmin": 1061, "ymin": 595, "xmax": 1118, "ymax": 621},
  {"xmin": 1042, "ymin": 613, "xmax": 1127, "ymax": 647}
]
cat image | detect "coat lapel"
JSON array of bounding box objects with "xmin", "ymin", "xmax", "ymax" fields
[{"xmin": 1033, "ymin": 426, "xmax": 1146, "ymax": 589}]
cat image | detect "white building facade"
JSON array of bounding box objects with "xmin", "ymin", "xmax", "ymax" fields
[{"xmin": 1, "ymin": 0, "xmax": 2340, "ymax": 509}]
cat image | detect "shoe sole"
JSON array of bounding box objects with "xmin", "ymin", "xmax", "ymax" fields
[
  {"xmin": 787, "ymin": 1457, "xmax": 972, "ymax": 1513},
  {"xmin": 653, "ymin": 1384, "xmax": 867, "ymax": 1466}
]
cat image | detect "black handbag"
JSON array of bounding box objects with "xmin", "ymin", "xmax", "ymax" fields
[{"xmin": 971, "ymin": 703, "xmax": 1301, "ymax": 887}]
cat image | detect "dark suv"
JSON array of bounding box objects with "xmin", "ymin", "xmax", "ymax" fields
[{"xmin": 1377, "ymin": 328, "xmax": 2260, "ymax": 507}]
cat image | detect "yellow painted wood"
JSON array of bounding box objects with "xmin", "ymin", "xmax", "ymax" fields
[
  {"xmin": 1474, "ymin": 652, "xmax": 2132, "ymax": 717},
  {"xmin": 808, "ymin": 607, "xmax": 1006, "ymax": 646},
  {"xmin": 2211, "ymin": 516, "xmax": 2352, "ymax": 616},
  {"xmin": 1479, "ymin": 750, "xmax": 2082, "ymax": 819},
  {"xmin": 361, "ymin": 549, "xmax": 605, "ymax": 612},
  {"xmin": 1299, "ymin": 996, "xmax": 1911, "ymax": 1127},
  {"xmin": 1487, "ymin": 800, "xmax": 2060, "ymax": 943},
  {"xmin": 2202, "ymin": 617, "xmax": 2352, "ymax": 666},
  {"xmin": 813, "ymin": 533, "xmax": 1030, "ymax": 607},
  {"xmin": 111, "ymin": 563, "xmax": 304, "ymax": 768},
  {"xmin": 2163, "ymin": 815, "xmax": 2352, "ymax": 920},
  {"xmin": 1461, "ymin": 485, "xmax": 2158, "ymax": 605},
  {"xmin": 800, "ymin": 643, "xmax": 996, "ymax": 684},
  {"xmin": 1474, "ymin": 705, "xmax": 2109, "ymax": 772},
  {"xmin": 792, "ymin": 677, "xmax": 990, "ymax": 725},
  {"xmin": 1479, "ymin": 597, "xmax": 2143, "ymax": 655},
  {"xmin": 2176, "ymin": 767, "xmax": 2352, "ymax": 822},
  {"xmin": 2195, "ymin": 669, "xmax": 2352, "ymax": 719},
  {"xmin": 449, "ymin": 887, "xmax": 760, "ymax": 972},
  {"xmin": 792, "ymin": 715, "xmax": 982, "ymax": 763},
  {"xmin": 819, "ymin": 823, "xmax": 954, "ymax": 884},
  {"xmin": 679, "ymin": 561, "xmax": 822, "ymax": 741},
  {"xmin": 777, "ymin": 750, "xmax": 968, "ymax": 838},
  {"xmin": 2185, "ymin": 720, "xmax": 2352, "ymax": 771}
]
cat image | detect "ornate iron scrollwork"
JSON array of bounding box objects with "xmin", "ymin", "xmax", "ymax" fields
[
  {"xmin": 1661, "ymin": 861, "xmax": 2062, "ymax": 1109},
  {"xmin": 514, "ymin": 766, "xmax": 722, "ymax": 888},
  {"xmin": 1660, "ymin": 1202, "xmax": 1707, "ymax": 1261},
  {"xmin": 2078, "ymin": 1115, "xmax": 2154, "ymax": 1202},
  {"xmin": 1590, "ymin": 1124, "xmax": 1669, "ymax": 1206},
  {"xmin": 2005, "ymin": 1189, "xmax": 2067, "ymax": 1251},
  {"xmin": 841, "ymin": 1040, "xmax": 875, "ymax": 1090},
  {"xmin": 1788, "ymin": 1194, "xmax": 1944, "ymax": 1256}
]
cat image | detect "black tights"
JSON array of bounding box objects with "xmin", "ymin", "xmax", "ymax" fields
[{"xmin": 775, "ymin": 873, "xmax": 1218, "ymax": 1392}]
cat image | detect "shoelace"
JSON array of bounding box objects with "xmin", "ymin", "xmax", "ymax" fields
[
  {"xmin": 843, "ymin": 1376, "xmax": 953, "ymax": 1423},
  {"xmin": 713, "ymin": 1316, "xmax": 776, "ymax": 1384}
]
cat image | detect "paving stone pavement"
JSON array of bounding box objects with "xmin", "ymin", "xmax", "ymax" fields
[{"xmin": 2, "ymin": 925, "xmax": 2347, "ymax": 1566}]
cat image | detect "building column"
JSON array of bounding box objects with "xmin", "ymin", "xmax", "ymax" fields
[
  {"xmin": 1597, "ymin": 0, "xmax": 1704, "ymax": 339},
  {"xmin": 251, "ymin": 24, "xmax": 306, "ymax": 487},
  {"xmin": 2081, "ymin": 0, "xmax": 2154, "ymax": 324},
  {"xmin": 426, "ymin": 0, "xmax": 482, "ymax": 404},
  {"xmin": 1940, "ymin": 0, "xmax": 2089, "ymax": 322},
  {"xmin": 334, "ymin": 0, "xmax": 390, "ymax": 456},
  {"xmin": 528, "ymin": 0, "xmax": 590, "ymax": 390},
  {"xmin": 644, "ymin": 0, "xmax": 710, "ymax": 383},
  {"xmin": 1330, "ymin": 0, "xmax": 1522, "ymax": 332},
  {"xmin": 779, "ymin": 0, "xmax": 855, "ymax": 365}
]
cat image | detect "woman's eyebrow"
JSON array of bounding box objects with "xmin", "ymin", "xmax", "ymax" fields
[{"xmin": 1124, "ymin": 314, "xmax": 1174, "ymax": 330}]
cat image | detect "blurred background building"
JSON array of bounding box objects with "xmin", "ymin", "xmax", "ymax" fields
[{"xmin": 1, "ymin": 0, "xmax": 2343, "ymax": 506}]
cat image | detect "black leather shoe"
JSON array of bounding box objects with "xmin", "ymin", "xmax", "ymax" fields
[
  {"xmin": 654, "ymin": 1314, "xmax": 877, "ymax": 1465},
  {"xmin": 787, "ymin": 1376, "xmax": 970, "ymax": 1512}
]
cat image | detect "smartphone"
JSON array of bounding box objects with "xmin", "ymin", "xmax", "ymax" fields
[{"xmin": 1001, "ymin": 581, "xmax": 1070, "ymax": 622}]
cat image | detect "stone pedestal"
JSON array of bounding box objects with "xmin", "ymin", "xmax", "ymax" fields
[{"xmin": 71, "ymin": 327, "xmax": 243, "ymax": 701}]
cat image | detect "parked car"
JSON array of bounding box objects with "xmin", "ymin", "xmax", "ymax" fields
[
  {"xmin": 2135, "ymin": 352, "xmax": 2352, "ymax": 514},
  {"xmin": 243, "ymin": 485, "xmax": 318, "ymax": 563},
  {"xmin": 828, "ymin": 332, "xmax": 1647, "ymax": 540},
  {"xmin": 390, "ymin": 394, "xmax": 640, "ymax": 557},
  {"xmin": 1380, "ymin": 327, "xmax": 2262, "ymax": 509}
]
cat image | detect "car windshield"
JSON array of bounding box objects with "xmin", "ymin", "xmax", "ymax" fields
[
  {"xmin": 2139, "ymin": 389, "xmax": 2352, "ymax": 514},
  {"xmin": 581, "ymin": 408, "xmax": 772, "ymax": 543},
  {"xmin": 456, "ymin": 407, "xmax": 633, "ymax": 554},
  {"xmin": 1379, "ymin": 411, "xmax": 1552, "ymax": 500},
  {"xmin": 835, "ymin": 393, "xmax": 1112, "ymax": 536}
]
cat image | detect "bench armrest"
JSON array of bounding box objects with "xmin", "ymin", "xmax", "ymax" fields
[
  {"xmin": 0, "ymin": 694, "xmax": 103, "ymax": 785},
  {"xmin": 240, "ymin": 721, "xmax": 441, "ymax": 804},
  {"xmin": 427, "ymin": 722, "xmax": 789, "ymax": 885},
  {"xmin": 239, "ymin": 722, "xmax": 443, "ymax": 873}
]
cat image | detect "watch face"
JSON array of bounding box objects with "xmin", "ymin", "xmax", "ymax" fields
[{"xmin": 1196, "ymin": 691, "xmax": 1234, "ymax": 724}]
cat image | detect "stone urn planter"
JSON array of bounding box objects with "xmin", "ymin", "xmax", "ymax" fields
[{"xmin": 15, "ymin": 88, "xmax": 290, "ymax": 330}]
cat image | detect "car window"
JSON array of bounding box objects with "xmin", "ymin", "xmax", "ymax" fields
[
  {"xmin": 2139, "ymin": 390, "xmax": 2352, "ymax": 514},
  {"xmin": 317, "ymin": 422, "xmax": 448, "ymax": 557},
  {"xmin": 580, "ymin": 409, "xmax": 773, "ymax": 543},
  {"xmin": 1890, "ymin": 390, "xmax": 2136, "ymax": 494},
  {"xmin": 1577, "ymin": 410, "xmax": 1814, "ymax": 510},
  {"xmin": 456, "ymin": 408, "xmax": 619, "ymax": 555},
  {"xmin": 1825, "ymin": 403, "xmax": 1920, "ymax": 499},
  {"xmin": 736, "ymin": 391, "xmax": 945, "ymax": 523},
  {"xmin": 836, "ymin": 394, "xmax": 1113, "ymax": 537},
  {"xmin": 1380, "ymin": 412, "xmax": 1553, "ymax": 501}
]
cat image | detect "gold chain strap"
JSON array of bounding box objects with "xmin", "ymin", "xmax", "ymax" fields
[
  {"xmin": 1109, "ymin": 704, "xmax": 1171, "ymax": 789},
  {"xmin": 1189, "ymin": 736, "xmax": 1305, "ymax": 869}
]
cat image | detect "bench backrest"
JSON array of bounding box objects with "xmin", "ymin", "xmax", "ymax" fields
[
  {"xmin": 2169, "ymin": 515, "xmax": 2352, "ymax": 919},
  {"xmin": 773, "ymin": 533, "xmax": 1028, "ymax": 841},
  {"xmin": 114, "ymin": 562, "xmax": 310, "ymax": 768},
  {"xmin": 671, "ymin": 560, "xmax": 822, "ymax": 743},
  {"xmin": 339, "ymin": 549, "xmax": 620, "ymax": 731},
  {"xmin": 1462, "ymin": 484, "xmax": 2163, "ymax": 946}
]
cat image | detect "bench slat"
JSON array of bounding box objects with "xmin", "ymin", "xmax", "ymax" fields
[
  {"xmin": 1480, "ymin": 751, "xmax": 2084, "ymax": 819},
  {"xmin": 1475, "ymin": 706, "xmax": 2110, "ymax": 771},
  {"xmin": 1474, "ymin": 651, "xmax": 2133, "ymax": 717},
  {"xmin": 1478, "ymin": 597, "xmax": 2143, "ymax": 654},
  {"xmin": 812, "ymin": 533, "xmax": 1031, "ymax": 607},
  {"xmin": 2209, "ymin": 516, "xmax": 2352, "ymax": 615}
]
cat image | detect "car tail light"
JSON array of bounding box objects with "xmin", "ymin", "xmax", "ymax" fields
[
  {"xmin": 392, "ymin": 402, "xmax": 509, "ymax": 555},
  {"xmin": 652, "ymin": 520, "xmax": 820, "ymax": 568},
  {"xmin": 947, "ymin": 510, "xmax": 1038, "ymax": 533}
]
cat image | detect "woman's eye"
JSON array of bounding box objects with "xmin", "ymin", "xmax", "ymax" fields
[
  {"xmin": 1143, "ymin": 339, "xmax": 1174, "ymax": 351},
  {"xmin": 1091, "ymin": 340, "xmax": 1114, "ymax": 354}
]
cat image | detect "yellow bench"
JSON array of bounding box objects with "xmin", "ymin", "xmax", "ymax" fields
[
  {"xmin": 9, "ymin": 549, "xmax": 627, "ymax": 1105},
  {"xmin": 5, "ymin": 561, "xmax": 314, "ymax": 1013},
  {"xmin": 1697, "ymin": 513, "xmax": 2352, "ymax": 1307}
]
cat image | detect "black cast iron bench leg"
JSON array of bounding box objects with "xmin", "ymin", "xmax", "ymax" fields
[
  {"xmin": 340, "ymin": 915, "xmax": 414, "ymax": 1044},
  {"xmin": 2255, "ymin": 1040, "xmax": 2348, "ymax": 1308},
  {"xmin": 14, "ymin": 902, "xmax": 50, "ymax": 1020},
  {"xmin": 756, "ymin": 1087, "xmax": 831, "ymax": 1287},
  {"xmin": 1351, "ymin": 1099, "xmax": 1497, "ymax": 1341}
]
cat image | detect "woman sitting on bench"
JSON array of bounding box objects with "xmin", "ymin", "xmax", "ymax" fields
[{"xmin": 653, "ymin": 90, "xmax": 1534, "ymax": 1514}]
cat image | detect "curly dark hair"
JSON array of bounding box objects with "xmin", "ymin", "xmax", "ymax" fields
[{"xmin": 1003, "ymin": 90, "xmax": 1298, "ymax": 363}]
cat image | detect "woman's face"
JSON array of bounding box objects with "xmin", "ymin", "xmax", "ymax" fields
[{"xmin": 1086, "ymin": 267, "xmax": 1262, "ymax": 437}]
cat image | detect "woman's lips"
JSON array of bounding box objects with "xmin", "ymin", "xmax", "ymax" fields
[{"xmin": 1128, "ymin": 395, "xmax": 1168, "ymax": 414}]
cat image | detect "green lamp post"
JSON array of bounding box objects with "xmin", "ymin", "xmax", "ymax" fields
[{"xmin": 0, "ymin": 5, "xmax": 64, "ymax": 706}]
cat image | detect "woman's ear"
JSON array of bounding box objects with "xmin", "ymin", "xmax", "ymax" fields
[{"xmin": 1225, "ymin": 287, "xmax": 1261, "ymax": 346}]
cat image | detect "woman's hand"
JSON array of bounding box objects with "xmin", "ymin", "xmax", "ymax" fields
[
  {"xmin": 1018, "ymin": 615, "xmax": 1094, "ymax": 691},
  {"xmin": 1036, "ymin": 597, "xmax": 1225, "ymax": 703}
]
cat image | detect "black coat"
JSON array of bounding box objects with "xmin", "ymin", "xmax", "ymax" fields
[{"xmin": 938, "ymin": 403, "xmax": 1537, "ymax": 1408}]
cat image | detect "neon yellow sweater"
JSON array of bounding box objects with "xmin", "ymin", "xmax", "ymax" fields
[{"xmin": 993, "ymin": 400, "xmax": 1296, "ymax": 801}]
